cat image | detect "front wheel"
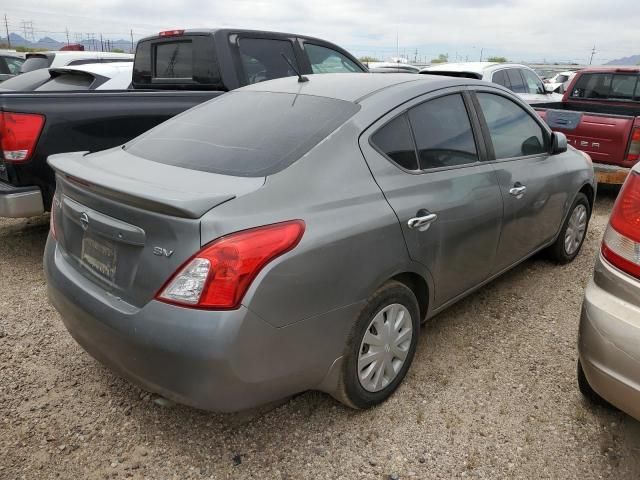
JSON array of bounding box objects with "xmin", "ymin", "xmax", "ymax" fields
[
  {"xmin": 335, "ymin": 281, "xmax": 420, "ymax": 409},
  {"xmin": 548, "ymin": 192, "xmax": 590, "ymax": 264}
]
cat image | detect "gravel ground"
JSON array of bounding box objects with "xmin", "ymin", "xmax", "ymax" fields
[{"xmin": 2, "ymin": 186, "xmax": 640, "ymax": 480}]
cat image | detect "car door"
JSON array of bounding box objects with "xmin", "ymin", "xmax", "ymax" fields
[
  {"xmin": 360, "ymin": 90, "xmax": 503, "ymax": 308},
  {"xmin": 472, "ymin": 89, "xmax": 569, "ymax": 273}
]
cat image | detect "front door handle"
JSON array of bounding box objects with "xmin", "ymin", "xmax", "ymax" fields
[
  {"xmin": 408, "ymin": 212, "xmax": 438, "ymax": 231},
  {"xmin": 509, "ymin": 184, "xmax": 527, "ymax": 198}
]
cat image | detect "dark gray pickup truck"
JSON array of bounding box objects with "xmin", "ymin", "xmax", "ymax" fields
[{"xmin": 0, "ymin": 28, "xmax": 367, "ymax": 217}]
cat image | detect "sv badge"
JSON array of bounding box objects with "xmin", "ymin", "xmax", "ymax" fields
[{"xmin": 153, "ymin": 247, "xmax": 174, "ymax": 258}]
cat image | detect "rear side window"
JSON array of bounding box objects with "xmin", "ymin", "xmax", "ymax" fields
[
  {"xmin": 238, "ymin": 38, "xmax": 298, "ymax": 85},
  {"xmin": 20, "ymin": 55, "xmax": 52, "ymax": 73},
  {"xmin": 35, "ymin": 73, "xmax": 95, "ymax": 91},
  {"xmin": 492, "ymin": 70, "xmax": 509, "ymax": 88},
  {"xmin": 408, "ymin": 94, "xmax": 478, "ymax": 169},
  {"xmin": 5, "ymin": 57, "xmax": 24, "ymax": 74},
  {"xmin": 125, "ymin": 91, "xmax": 359, "ymax": 177},
  {"xmin": 305, "ymin": 44, "xmax": 362, "ymax": 74},
  {"xmin": 506, "ymin": 69, "xmax": 526, "ymax": 93},
  {"xmin": 570, "ymin": 73, "xmax": 639, "ymax": 101},
  {"xmin": 371, "ymin": 115, "xmax": 419, "ymax": 170},
  {"xmin": 155, "ymin": 42, "xmax": 192, "ymax": 78},
  {"xmin": 477, "ymin": 93, "xmax": 547, "ymax": 159}
]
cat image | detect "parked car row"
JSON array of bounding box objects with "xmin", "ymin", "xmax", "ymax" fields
[{"xmin": 2, "ymin": 26, "xmax": 638, "ymax": 423}]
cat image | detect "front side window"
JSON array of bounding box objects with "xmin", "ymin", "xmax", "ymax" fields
[
  {"xmin": 408, "ymin": 94, "xmax": 478, "ymax": 169},
  {"xmin": 610, "ymin": 75, "xmax": 639, "ymax": 100},
  {"xmin": 570, "ymin": 73, "xmax": 613, "ymax": 99},
  {"xmin": 305, "ymin": 44, "xmax": 362, "ymax": 74},
  {"xmin": 506, "ymin": 69, "xmax": 526, "ymax": 93},
  {"xmin": 238, "ymin": 38, "xmax": 298, "ymax": 85},
  {"xmin": 371, "ymin": 114, "xmax": 419, "ymax": 171},
  {"xmin": 521, "ymin": 69, "xmax": 546, "ymax": 95},
  {"xmin": 477, "ymin": 93, "xmax": 547, "ymax": 159}
]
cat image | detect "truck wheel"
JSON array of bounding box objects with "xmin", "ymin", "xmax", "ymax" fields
[
  {"xmin": 548, "ymin": 192, "xmax": 590, "ymax": 264},
  {"xmin": 335, "ymin": 281, "xmax": 420, "ymax": 409}
]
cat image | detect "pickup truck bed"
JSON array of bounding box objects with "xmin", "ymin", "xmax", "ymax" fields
[
  {"xmin": 0, "ymin": 90, "xmax": 219, "ymax": 215},
  {"xmin": 533, "ymin": 67, "xmax": 640, "ymax": 184}
]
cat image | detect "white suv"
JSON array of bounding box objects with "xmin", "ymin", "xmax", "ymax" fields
[{"xmin": 420, "ymin": 62, "xmax": 562, "ymax": 104}]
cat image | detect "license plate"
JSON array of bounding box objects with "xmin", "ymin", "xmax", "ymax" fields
[{"xmin": 81, "ymin": 235, "xmax": 117, "ymax": 282}]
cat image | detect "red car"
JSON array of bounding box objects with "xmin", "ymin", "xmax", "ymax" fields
[{"xmin": 535, "ymin": 67, "xmax": 640, "ymax": 184}]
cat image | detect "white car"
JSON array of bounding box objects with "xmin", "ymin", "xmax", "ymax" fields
[
  {"xmin": 420, "ymin": 62, "xmax": 563, "ymax": 104},
  {"xmin": 0, "ymin": 62, "xmax": 133, "ymax": 91},
  {"xmin": 20, "ymin": 51, "xmax": 133, "ymax": 73},
  {"xmin": 366, "ymin": 62, "xmax": 421, "ymax": 74},
  {"xmin": 544, "ymin": 71, "xmax": 578, "ymax": 94}
]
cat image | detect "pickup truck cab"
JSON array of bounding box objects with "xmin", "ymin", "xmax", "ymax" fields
[
  {"xmin": 0, "ymin": 28, "xmax": 367, "ymax": 218},
  {"xmin": 535, "ymin": 67, "xmax": 640, "ymax": 184}
]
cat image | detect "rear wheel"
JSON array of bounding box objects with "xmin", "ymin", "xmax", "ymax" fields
[
  {"xmin": 336, "ymin": 281, "xmax": 420, "ymax": 409},
  {"xmin": 548, "ymin": 192, "xmax": 590, "ymax": 263}
]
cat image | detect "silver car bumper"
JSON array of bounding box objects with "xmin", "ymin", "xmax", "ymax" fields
[
  {"xmin": 579, "ymin": 254, "xmax": 640, "ymax": 421},
  {"xmin": 0, "ymin": 180, "xmax": 44, "ymax": 218}
]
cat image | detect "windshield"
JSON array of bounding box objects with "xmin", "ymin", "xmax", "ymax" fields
[
  {"xmin": 126, "ymin": 91, "xmax": 359, "ymax": 177},
  {"xmin": 0, "ymin": 68, "xmax": 52, "ymax": 91},
  {"xmin": 20, "ymin": 55, "xmax": 53, "ymax": 73}
]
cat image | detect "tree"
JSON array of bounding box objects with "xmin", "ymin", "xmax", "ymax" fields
[
  {"xmin": 487, "ymin": 56, "xmax": 508, "ymax": 63},
  {"xmin": 430, "ymin": 53, "xmax": 448, "ymax": 64},
  {"xmin": 359, "ymin": 56, "xmax": 379, "ymax": 63},
  {"xmin": 111, "ymin": 48, "xmax": 125, "ymax": 53}
]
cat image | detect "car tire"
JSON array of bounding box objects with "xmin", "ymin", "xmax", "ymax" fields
[
  {"xmin": 335, "ymin": 281, "xmax": 420, "ymax": 409},
  {"xmin": 577, "ymin": 359, "xmax": 612, "ymax": 408},
  {"xmin": 548, "ymin": 192, "xmax": 591, "ymax": 264}
]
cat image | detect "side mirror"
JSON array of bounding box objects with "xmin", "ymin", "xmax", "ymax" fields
[{"xmin": 551, "ymin": 132, "xmax": 568, "ymax": 154}]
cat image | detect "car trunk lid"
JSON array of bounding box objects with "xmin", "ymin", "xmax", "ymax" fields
[{"xmin": 49, "ymin": 149, "xmax": 265, "ymax": 307}]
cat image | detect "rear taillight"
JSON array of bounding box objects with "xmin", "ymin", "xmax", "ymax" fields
[
  {"xmin": 602, "ymin": 172, "xmax": 640, "ymax": 279},
  {"xmin": 0, "ymin": 112, "xmax": 45, "ymax": 163},
  {"xmin": 159, "ymin": 29, "xmax": 184, "ymax": 37},
  {"xmin": 626, "ymin": 128, "xmax": 640, "ymax": 164},
  {"xmin": 157, "ymin": 220, "xmax": 305, "ymax": 310}
]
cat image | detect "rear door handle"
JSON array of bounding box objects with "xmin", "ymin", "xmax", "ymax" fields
[
  {"xmin": 509, "ymin": 185, "xmax": 527, "ymax": 198},
  {"xmin": 408, "ymin": 212, "xmax": 438, "ymax": 231}
]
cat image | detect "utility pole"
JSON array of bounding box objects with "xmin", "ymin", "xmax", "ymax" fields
[
  {"xmin": 130, "ymin": 29, "xmax": 134, "ymax": 53},
  {"xmin": 479, "ymin": 48, "xmax": 484, "ymax": 62},
  {"xmin": 4, "ymin": 14, "xmax": 10, "ymax": 48},
  {"xmin": 65, "ymin": 27, "xmax": 69, "ymax": 46},
  {"xmin": 396, "ymin": 31, "xmax": 399, "ymax": 60},
  {"xmin": 589, "ymin": 46, "xmax": 596, "ymax": 65}
]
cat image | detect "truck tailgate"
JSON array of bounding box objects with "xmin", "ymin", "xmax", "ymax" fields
[{"xmin": 537, "ymin": 108, "xmax": 635, "ymax": 166}]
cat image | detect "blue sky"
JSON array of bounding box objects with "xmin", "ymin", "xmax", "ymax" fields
[{"xmin": 4, "ymin": 0, "xmax": 637, "ymax": 64}]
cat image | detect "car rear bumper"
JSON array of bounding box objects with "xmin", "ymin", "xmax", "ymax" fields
[
  {"xmin": 579, "ymin": 255, "xmax": 640, "ymax": 421},
  {"xmin": 593, "ymin": 162, "xmax": 630, "ymax": 185},
  {"xmin": 0, "ymin": 180, "xmax": 44, "ymax": 218},
  {"xmin": 44, "ymin": 236, "xmax": 356, "ymax": 412}
]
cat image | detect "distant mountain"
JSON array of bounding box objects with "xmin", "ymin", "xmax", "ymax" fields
[
  {"xmin": 1, "ymin": 33, "xmax": 135, "ymax": 53},
  {"xmin": 605, "ymin": 55, "xmax": 640, "ymax": 66}
]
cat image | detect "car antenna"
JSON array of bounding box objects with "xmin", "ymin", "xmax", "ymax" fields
[{"xmin": 281, "ymin": 52, "xmax": 308, "ymax": 83}]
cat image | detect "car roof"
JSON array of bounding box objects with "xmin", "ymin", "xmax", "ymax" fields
[
  {"xmin": 239, "ymin": 72, "xmax": 483, "ymax": 103},
  {"xmin": 421, "ymin": 62, "xmax": 534, "ymax": 75},
  {"xmin": 578, "ymin": 66, "xmax": 640, "ymax": 74}
]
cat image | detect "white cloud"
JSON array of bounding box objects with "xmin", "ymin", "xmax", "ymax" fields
[{"xmin": 5, "ymin": 0, "xmax": 638, "ymax": 63}]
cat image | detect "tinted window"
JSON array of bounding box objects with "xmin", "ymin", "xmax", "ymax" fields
[
  {"xmin": 126, "ymin": 91, "xmax": 359, "ymax": 177},
  {"xmin": 521, "ymin": 69, "xmax": 545, "ymax": 95},
  {"xmin": 408, "ymin": 94, "xmax": 478, "ymax": 169},
  {"xmin": 610, "ymin": 75, "xmax": 639, "ymax": 100},
  {"xmin": 492, "ymin": 70, "xmax": 509, "ymax": 87},
  {"xmin": 0, "ymin": 68, "xmax": 51, "ymax": 91},
  {"xmin": 570, "ymin": 73, "xmax": 614, "ymax": 99},
  {"xmin": 238, "ymin": 38, "xmax": 298, "ymax": 85},
  {"xmin": 371, "ymin": 115, "xmax": 418, "ymax": 170},
  {"xmin": 36, "ymin": 73, "xmax": 95, "ymax": 91},
  {"xmin": 506, "ymin": 69, "xmax": 526, "ymax": 93},
  {"xmin": 477, "ymin": 93, "xmax": 547, "ymax": 159},
  {"xmin": 20, "ymin": 55, "xmax": 52, "ymax": 73},
  {"xmin": 155, "ymin": 41, "xmax": 192, "ymax": 78},
  {"xmin": 306, "ymin": 44, "xmax": 362, "ymax": 74}
]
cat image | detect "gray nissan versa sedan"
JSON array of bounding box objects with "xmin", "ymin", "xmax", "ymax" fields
[{"xmin": 44, "ymin": 73, "xmax": 595, "ymax": 412}]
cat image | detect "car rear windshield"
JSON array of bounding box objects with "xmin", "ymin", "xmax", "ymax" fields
[
  {"xmin": 20, "ymin": 55, "xmax": 53, "ymax": 73},
  {"xmin": 0, "ymin": 68, "xmax": 51, "ymax": 91},
  {"xmin": 36, "ymin": 72, "xmax": 96, "ymax": 91},
  {"xmin": 125, "ymin": 91, "xmax": 360, "ymax": 177},
  {"xmin": 570, "ymin": 73, "xmax": 640, "ymax": 101}
]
